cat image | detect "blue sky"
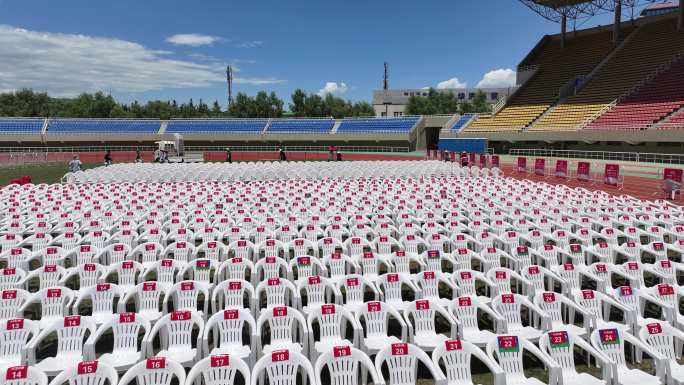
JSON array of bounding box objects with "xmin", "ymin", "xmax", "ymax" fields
[{"xmin": 0, "ymin": 0, "xmax": 619, "ymax": 106}]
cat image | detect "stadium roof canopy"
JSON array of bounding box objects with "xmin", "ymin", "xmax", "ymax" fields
[{"xmin": 520, "ymin": 0, "xmax": 670, "ymax": 22}]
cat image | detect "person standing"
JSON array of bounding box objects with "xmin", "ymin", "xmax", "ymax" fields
[
  {"xmin": 104, "ymin": 150, "xmax": 113, "ymax": 166},
  {"xmin": 135, "ymin": 150, "xmax": 143, "ymax": 163},
  {"xmin": 68, "ymin": 155, "xmax": 82, "ymax": 173},
  {"xmin": 226, "ymin": 147, "xmax": 232, "ymax": 163},
  {"xmin": 328, "ymin": 145, "xmax": 334, "ymax": 162},
  {"xmin": 279, "ymin": 146, "xmax": 287, "ymax": 161}
]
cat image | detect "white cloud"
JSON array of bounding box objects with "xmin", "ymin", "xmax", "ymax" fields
[
  {"xmin": 318, "ymin": 82, "xmax": 348, "ymax": 96},
  {"xmin": 436, "ymin": 77, "xmax": 467, "ymax": 89},
  {"xmin": 237, "ymin": 40, "xmax": 263, "ymax": 48},
  {"xmin": 476, "ymin": 68, "xmax": 517, "ymax": 88},
  {"xmin": 0, "ymin": 25, "xmax": 285, "ymax": 96},
  {"xmin": 166, "ymin": 33, "xmax": 220, "ymax": 47}
]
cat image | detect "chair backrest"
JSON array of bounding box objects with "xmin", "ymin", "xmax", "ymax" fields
[
  {"xmin": 212, "ymin": 279, "xmax": 254, "ymax": 312},
  {"xmin": 0, "ymin": 289, "xmax": 31, "ymax": 322},
  {"xmin": 186, "ymin": 355, "xmax": 251, "ymax": 385},
  {"xmin": 314, "ymin": 346, "xmax": 381, "ymax": 385},
  {"xmin": 165, "ymin": 281, "xmax": 208, "ymax": 313},
  {"xmin": 118, "ymin": 357, "xmax": 186, "ymax": 385},
  {"xmin": 251, "ymin": 349, "xmax": 316, "ymax": 385},
  {"xmin": 35, "ymin": 287, "xmax": 76, "ymax": 320},
  {"xmin": 485, "ymin": 334, "xmax": 526, "ymax": 377},
  {"xmin": 257, "ymin": 306, "xmax": 306, "ymax": 346},
  {"xmin": 590, "ymin": 327, "xmax": 626, "ymax": 367},
  {"xmin": 0, "ymin": 319, "xmax": 39, "ymax": 364},
  {"xmin": 637, "ymin": 320, "xmax": 677, "ymax": 361},
  {"xmin": 52, "ymin": 315, "xmax": 97, "ymax": 355},
  {"xmin": 0, "ymin": 366, "xmax": 48, "ymax": 385},
  {"xmin": 204, "ymin": 308, "xmax": 255, "ymax": 351},
  {"xmin": 97, "ymin": 312, "xmax": 150, "ymax": 354},
  {"xmin": 433, "ymin": 339, "xmax": 502, "ymax": 385},
  {"xmin": 152, "ymin": 311, "xmax": 203, "ymax": 350},
  {"xmin": 47, "ymin": 361, "xmax": 118, "ymax": 385},
  {"xmin": 256, "ymin": 277, "xmax": 297, "ymax": 310},
  {"xmin": 0, "ymin": 266, "xmax": 26, "ymax": 291},
  {"xmin": 307, "ymin": 304, "xmax": 355, "ymax": 342},
  {"xmin": 375, "ymin": 342, "xmax": 444, "ymax": 385}
]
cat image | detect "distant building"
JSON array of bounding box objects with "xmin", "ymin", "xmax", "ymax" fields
[{"xmin": 372, "ymin": 87, "xmax": 517, "ymax": 117}]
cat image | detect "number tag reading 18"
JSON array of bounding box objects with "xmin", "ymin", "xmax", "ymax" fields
[{"xmin": 271, "ymin": 350, "xmax": 290, "ymax": 362}]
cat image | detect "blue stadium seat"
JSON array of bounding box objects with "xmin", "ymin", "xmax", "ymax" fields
[
  {"xmin": 166, "ymin": 119, "xmax": 267, "ymax": 133},
  {"xmin": 336, "ymin": 117, "xmax": 419, "ymax": 133},
  {"xmin": 48, "ymin": 119, "xmax": 160, "ymax": 134},
  {"xmin": 449, "ymin": 114, "xmax": 476, "ymax": 132},
  {"xmin": 0, "ymin": 119, "xmax": 44, "ymax": 134},
  {"xmin": 268, "ymin": 119, "xmax": 334, "ymax": 133}
]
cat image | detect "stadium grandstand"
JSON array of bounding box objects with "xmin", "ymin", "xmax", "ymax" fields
[{"xmin": 3, "ymin": 2, "xmax": 684, "ymax": 385}]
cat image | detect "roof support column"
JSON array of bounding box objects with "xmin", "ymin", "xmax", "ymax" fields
[
  {"xmin": 560, "ymin": 13, "xmax": 567, "ymax": 49},
  {"xmin": 679, "ymin": 0, "xmax": 683, "ymax": 31},
  {"xmin": 613, "ymin": 0, "xmax": 622, "ymax": 45}
]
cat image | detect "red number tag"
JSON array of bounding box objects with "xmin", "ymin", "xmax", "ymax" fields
[
  {"xmin": 77, "ymin": 361, "xmax": 98, "ymax": 375},
  {"xmin": 6, "ymin": 319, "xmax": 24, "ymax": 330},
  {"xmin": 619, "ymin": 286, "xmax": 633, "ymax": 296},
  {"xmin": 548, "ymin": 331, "xmax": 569, "ymax": 348},
  {"xmin": 268, "ymin": 277, "xmax": 280, "ymax": 286},
  {"xmin": 458, "ymin": 297, "xmax": 472, "ymax": 307},
  {"xmin": 346, "ymin": 278, "xmax": 359, "ymax": 287},
  {"xmin": 122, "ymin": 261, "xmax": 134, "ymax": 269},
  {"xmin": 391, "ymin": 343, "xmax": 408, "ymax": 356},
  {"xmin": 658, "ymin": 284, "xmax": 674, "ymax": 296},
  {"xmin": 563, "ymin": 263, "xmax": 574, "ymax": 271},
  {"xmin": 599, "ymin": 329, "xmax": 619, "ymax": 345},
  {"xmin": 543, "ymin": 292, "xmax": 556, "ymax": 302},
  {"xmin": 333, "ymin": 346, "xmax": 351, "ymax": 357},
  {"xmin": 146, "ymin": 357, "xmax": 166, "ymax": 369},
  {"xmin": 271, "ymin": 350, "xmax": 290, "ymax": 362},
  {"xmin": 119, "ymin": 313, "xmax": 136, "ymax": 323},
  {"xmin": 570, "ymin": 244, "xmax": 581, "ymax": 253},
  {"xmin": 180, "ymin": 281, "xmax": 194, "ymax": 291},
  {"xmin": 661, "ymin": 260, "xmax": 672, "ymax": 268},
  {"xmin": 171, "ymin": 311, "xmax": 191, "ymax": 321},
  {"xmin": 211, "ymin": 355, "xmax": 230, "ymax": 367},
  {"xmin": 528, "ymin": 266, "xmax": 540, "ymax": 275},
  {"xmin": 581, "ymin": 290, "xmax": 595, "ymax": 300},
  {"xmin": 627, "ymin": 262, "xmax": 639, "ymax": 271},
  {"xmin": 64, "ymin": 315, "xmax": 81, "ymax": 327},
  {"xmin": 321, "ymin": 304, "xmax": 336, "ymax": 315},
  {"xmin": 416, "ymin": 300, "xmax": 430, "ymax": 310},
  {"xmin": 367, "ymin": 302, "xmax": 381, "ymax": 312},
  {"xmin": 445, "ymin": 339, "xmax": 463, "ymax": 351},
  {"xmin": 460, "ymin": 271, "xmax": 472, "ymax": 280},
  {"xmin": 646, "ymin": 323, "xmax": 663, "ymax": 335},
  {"xmin": 497, "ymin": 336, "xmax": 519, "ymax": 352},
  {"xmin": 495, "ymin": 271, "xmax": 507, "ymax": 279},
  {"xmin": 273, "ymin": 307, "xmax": 288, "ymax": 317},
  {"xmin": 96, "ymin": 283, "xmax": 110, "ymax": 292},
  {"xmin": 5, "ymin": 366, "xmax": 28, "ymax": 380},
  {"xmin": 47, "ymin": 288, "xmax": 62, "ymax": 298},
  {"xmin": 501, "ymin": 294, "xmax": 515, "ymax": 304},
  {"xmin": 3, "ymin": 267, "xmax": 16, "ymax": 276},
  {"xmin": 298, "ymin": 257, "xmax": 311, "ymax": 266},
  {"xmin": 387, "ymin": 274, "xmax": 399, "ymax": 283}
]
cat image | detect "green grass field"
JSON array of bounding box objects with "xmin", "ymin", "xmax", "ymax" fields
[{"xmin": 0, "ymin": 162, "xmax": 99, "ymax": 185}]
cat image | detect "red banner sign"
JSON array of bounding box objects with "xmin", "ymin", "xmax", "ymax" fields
[
  {"xmin": 577, "ymin": 161, "xmax": 591, "ymax": 181},
  {"xmin": 534, "ymin": 158, "xmax": 545, "ymax": 176},
  {"xmin": 517, "ymin": 157, "xmax": 527, "ymax": 173},
  {"xmin": 479, "ymin": 154, "xmax": 487, "ymax": 167},
  {"xmin": 491, "ymin": 155, "xmax": 500, "ymax": 168},
  {"xmin": 604, "ymin": 164, "xmax": 620, "ymax": 186},
  {"xmin": 664, "ymin": 168, "xmax": 683, "ymax": 183},
  {"xmin": 555, "ymin": 160, "xmax": 568, "ymax": 178}
]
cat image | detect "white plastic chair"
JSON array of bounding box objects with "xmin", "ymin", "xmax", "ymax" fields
[
  {"xmin": 307, "ymin": 303, "xmax": 361, "ymax": 362},
  {"xmin": 432, "ymin": 339, "xmax": 505, "ymax": 385},
  {"xmin": 638, "ymin": 320, "xmax": 684, "ymax": 385},
  {"xmin": 255, "ymin": 277, "xmax": 300, "ymax": 315},
  {"xmin": 0, "ymin": 318, "xmax": 40, "ymax": 368},
  {"xmin": 297, "ymin": 275, "xmax": 341, "ymax": 315},
  {"xmin": 102, "ymin": 261, "xmax": 143, "ymax": 294},
  {"xmin": 336, "ymin": 274, "xmax": 380, "ymax": 314},
  {"xmin": 163, "ymin": 280, "xmax": 209, "ymax": 317},
  {"xmin": 117, "ymin": 357, "xmax": 186, "ymax": 385},
  {"xmin": 448, "ymin": 295, "xmax": 504, "ymax": 347},
  {"xmin": 26, "ymin": 315, "xmax": 97, "ymax": 376},
  {"xmin": 374, "ymin": 342, "xmax": 446, "ymax": 385},
  {"xmin": 141, "ymin": 259, "xmax": 182, "ymax": 291},
  {"xmin": 590, "ymin": 327, "xmax": 666, "ymax": 385},
  {"xmin": 355, "ymin": 301, "xmax": 407, "ymax": 355},
  {"xmin": 491, "ymin": 293, "xmax": 550, "ymax": 341},
  {"xmin": 21, "ymin": 287, "xmax": 76, "ymax": 330},
  {"xmin": 403, "ymin": 299, "xmax": 458, "ymax": 352},
  {"xmin": 486, "ymin": 334, "xmax": 560, "ymax": 385},
  {"xmin": 72, "ymin": 283, "xmax": 124, "ymax": 326},
  {"xmin": 46, "ymin": 361, "xmax": 118, "ymax": 385},
  {"xmin": 84, "ymin": 312, "xmax": 151, "ymax": 372},
  {"xmin": 201, "ymin": 307, "xmax": 257, "ymax": 367},
  {"xmin": 539, "ymin": 329, "xmax": 612, "ymax": 385},
  {"xmin": 315, "ymin": 346, "xmax": 382, "ymax": 385},
  {"xmin": 251, "ymin": 349, "xmax": 317, "ymax": 385},
  {"xmin": 186, "ymin": 354, "xmax": 251, "ymax": 385},
  {"xmin": 0, "ymin": 365, "xmax": 48, "ymax": 385},
  {"xmin": 117, "ymin": 281, "xmax": 165, "ymax": 324},
  {"xmin": 143, "ymin": 310, "xmax": 203, "ymax": 367},
  {"xmin": 376, "ymin": 273, "xmax": 420, "ymax": 311},
  {"xmin": 533, "ymin": 291, "xmax": 590, "ymax": 338},
  {"xmin": 0, "ymin": 266, "xmax": 26, "ymax": 291},
  {"xmin": 256, "ymin": 306, "xmax": 310, "ymax": 357},
  {"xmin": 211, "ymin": 279, "xmax": 256, "ymax": 314}
]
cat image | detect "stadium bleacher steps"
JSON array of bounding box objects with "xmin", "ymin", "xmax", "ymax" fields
[
  {"xmin": 159, "ymin": 121, "xmax": 168, "ymax": 134},
  {"xmin": 525, "ymin": 28, "xmax": 638, "ymax": 131},
  {"xmin": 330, "ymin": 120, "xmax": 342, "ymax": 134}
]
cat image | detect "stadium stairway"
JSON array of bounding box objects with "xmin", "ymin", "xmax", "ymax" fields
[{"xmin": 330, "ymin": 120, "xmax": 341, "ymax": 133}]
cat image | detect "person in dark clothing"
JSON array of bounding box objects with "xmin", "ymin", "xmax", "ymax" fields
[
  {"xmin": 104, "ymin": 150, "xmax": 113, "ymax": 166},
  {"xmin": 226, "ymin": 147, "xmax": 232, "ymax": 163},
  {"xmin": 135, "ymin": 150, "xmax": 143, "ymax": 163},
  {"xmin": 460, "ymin": 151, "xmax": 468, "ymax": 167},
  {"xmin": 328, "ymin": 145, "xmax": 335, "ymax": 162},
  {"xmin": 336, "ymin": 151, "xmax": 342, "ymax": 161},
  {"xmin": 279, "ymin": 146, "xmax": 287, "ymax": 161}
]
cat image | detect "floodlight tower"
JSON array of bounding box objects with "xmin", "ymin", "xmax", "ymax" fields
[
  {"xmin": 383, "ymin": 62, "xmax": 389, "ymax": 90},
  {"xmin": 226, "ymin": 66, "xmax": 234, "ymax": 109}
]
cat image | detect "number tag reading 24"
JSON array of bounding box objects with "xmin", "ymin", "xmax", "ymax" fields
[{"xmin": 599, "ymin": 329, "xmax": 619, "ymax": 345}]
